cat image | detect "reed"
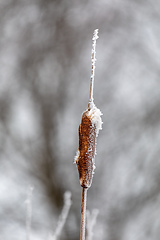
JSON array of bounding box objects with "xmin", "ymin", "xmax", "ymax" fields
[{"xmin": 75, "ymin": 29, "xmax": 102, "ymax": 240}]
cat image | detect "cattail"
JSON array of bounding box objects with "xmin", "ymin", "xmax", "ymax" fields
[
  {"xmin": 75, "ymin": 29, "xmax": 102, "ymax": 240},
  {"xmin": 75, "ymin": 105, "xmax": 102, "ymax": 188},
  {"xmin": 75, "ymin": 29, "xmax": 102, "ymax": 189}
]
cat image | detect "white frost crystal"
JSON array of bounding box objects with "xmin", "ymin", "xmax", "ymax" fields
[
  {"xmin": 74, "ymin": 149, "xmax": 80, "ymax": 164},
  {"xmin": 86, "ymin": 103, "xmax": 103, "ymax": 137}
]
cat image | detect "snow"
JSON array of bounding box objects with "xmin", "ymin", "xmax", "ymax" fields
[{"xmin": 86, "ymin": 103, "xmax": 103, "ymax": 137}]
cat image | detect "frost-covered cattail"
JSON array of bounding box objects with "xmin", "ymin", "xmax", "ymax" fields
[{"xmin": 75, "ymin": 29, "xmax": 102, "ymax": 189}]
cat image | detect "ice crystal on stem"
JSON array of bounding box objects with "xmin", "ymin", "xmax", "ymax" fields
[{"xmin": 88, "ymin": 29, "xmax": 99, "ymax": 110}]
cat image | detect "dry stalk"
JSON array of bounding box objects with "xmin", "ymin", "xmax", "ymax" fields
[
  {"xmin": 48, "ymin": 191, "xmax": 72, "ymax": 240},
  {"xmin": 80, "ymin": 188, "xmax": 88, "ymax": 240},
  {"xmin": 86, "ymin": 209, "xmax": 99, "ymax": 240},
  {"xmin": 75, "ymin": 29, "xmax": 102, "ymax": 240}
]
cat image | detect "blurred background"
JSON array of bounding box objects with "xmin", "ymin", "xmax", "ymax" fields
[{"xmin": 1, "ymin": 0, "xmax": 160, "ymax": 239}]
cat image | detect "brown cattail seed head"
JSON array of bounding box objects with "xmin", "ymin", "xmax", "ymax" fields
[{"xmin": 75, "ymin": 104, "xmax": 102, "ymax": 188}]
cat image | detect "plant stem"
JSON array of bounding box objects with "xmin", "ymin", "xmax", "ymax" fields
[
  {"xmin": 80, "ymin": 187, "xmax": 88, "ymax": 240},
  {"xmin": 88, "ymin": 29, "xmax": 99, "ymax": 111}
]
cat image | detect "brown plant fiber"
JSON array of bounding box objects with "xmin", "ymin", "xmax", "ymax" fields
[{"xmin": 76, "ymin": 110, "xmax": 97, "ymax": 188}]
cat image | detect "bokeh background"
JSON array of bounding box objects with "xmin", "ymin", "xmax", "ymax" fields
[{"xmin": 1, "ymin": 1, "xmax": 160, "ymax": 239}]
